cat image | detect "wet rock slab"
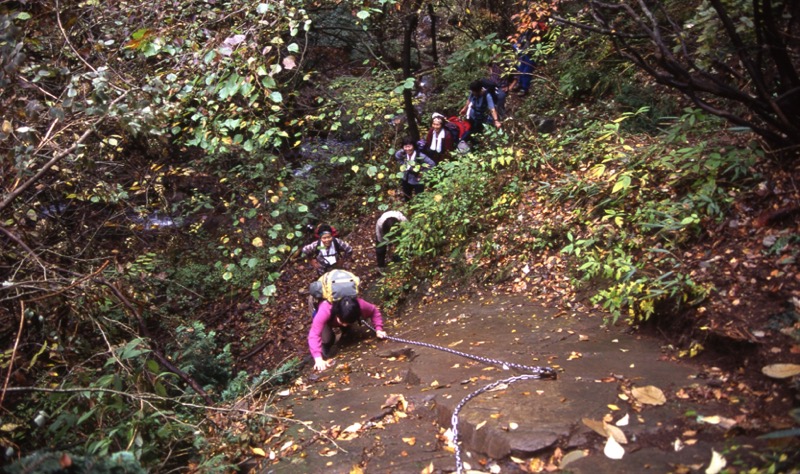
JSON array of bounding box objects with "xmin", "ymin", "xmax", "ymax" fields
[{"xmin": 264, "ymin": 294, "xmax": 732, "ymax": 473}]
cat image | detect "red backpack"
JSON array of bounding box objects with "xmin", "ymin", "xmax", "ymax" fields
[{"xmin": 446, "ymin": 116, "xmax": 471, "ymax": 141}]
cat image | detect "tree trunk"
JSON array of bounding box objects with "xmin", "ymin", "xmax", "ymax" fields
[
  {"xmin": 429, "ymin": 3, "xmax": 438, "ymax": 65},
  {"xmin": 403, "ymin": 11, "xmax": 420, "ymax": 141}
]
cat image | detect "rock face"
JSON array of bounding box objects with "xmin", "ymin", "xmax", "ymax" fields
[{"xmin": 264, "ymin": 293, "xmax": 757, "ymax": 473}]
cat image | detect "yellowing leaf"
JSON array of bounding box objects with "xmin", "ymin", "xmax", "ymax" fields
[
  {"xmin": 608, "ymin": 404, "xmax": 621, "ymax": 411},
  {"xmin": 402, "ymin": 437, "xmax": 416, "ymax": 446},
  {"xmin": 250, "ymin": 447, "xmax": 266, "ymax": 457},
  {"xmin": 631, "ymin": 385, "xmax": 666, "ymax": 405},
  {"xmin": 560, "ymin": 450, "xmax": 588, "ymax": 469},
  {"xmin": 761, "ymin": 363, "xmax": 800, "ymax": 379},
  {"xmin": 582, "ymin": 418, "xmax": 607, "ymax": 438},
  {"xmin": 604, "ymin": 423, "xmax": 628, "ymax": 444},
  {"xmin": 252, "ymin": 237, "xmax": 264, "ymax": 247}
]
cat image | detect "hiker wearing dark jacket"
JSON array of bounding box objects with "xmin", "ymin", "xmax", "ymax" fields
[
  {"xmin": 459, "ymin": 80, "xmax": 502, "ymax": 141},
  {"xmin": 394, "ymin": 136, "xmax": 436, "ymax": 200},
  {"xmin": 308, "ymin": 296, "xmax": 387, "ymax": 372},
  {"xmin": 375, "ymin": 210, "xmax": 407, "ymax": 268},
  {"xmin": 301, "ymin": 224, "xmax": 353, "ymax": 276},
  {"xmin": 423, "ymin": 113, "xmax": 455, "ymax": 163}
]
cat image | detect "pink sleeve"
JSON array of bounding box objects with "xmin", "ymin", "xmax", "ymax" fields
[
  {"xmin": 358, "ymin": 298, "xmax": 383, "ymax": 332},
  {"xmin": 308, "ymin": 301, "xmax": 333, "ymax": 358}
]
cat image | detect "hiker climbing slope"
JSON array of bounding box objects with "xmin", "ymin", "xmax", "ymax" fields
[
  {"xmin": 308, "ymin": 295, "xmax": 387, "ymax": 372},
  {"xmin": 301, "ymin": 224, "xmax": 353, "ymax": 276},
  {"xmin": 394, "ymin": 136, "xmax": 436, "ymax": 201},
  {"xmin": 375, "ymin": 210, "xmax": 407, "ymax": 269}
]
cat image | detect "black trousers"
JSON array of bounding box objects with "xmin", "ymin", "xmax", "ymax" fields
[{"xmin": 401, "ymin": 180, "xmax": 424, "ymax": 200}]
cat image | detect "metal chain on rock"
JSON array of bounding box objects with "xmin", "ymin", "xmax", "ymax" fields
[{"xmin": 360, "ymin": 321, "xmax": 557, "ymax": 473}]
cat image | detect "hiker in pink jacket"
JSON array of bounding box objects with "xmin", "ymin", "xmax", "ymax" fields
[{"xmin": 308, "ymin": 296, "xmax": 387, "ymax": 372}]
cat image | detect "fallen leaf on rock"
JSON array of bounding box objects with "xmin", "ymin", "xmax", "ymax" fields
[
  {"xmin": 604, "ymin": 423, "xmax": 628, "ymax": 444},
  {"xmin": 697, "ymin": 415, "xmax": 737, "ymax": 429},
  {"xmin": 761, "ymin": 363, "xmax": 800, "ymax": 379},
  {"xmin": 608, "ymin": 404, "xmax": 621, "ymax": 411},
  {"xmin": 420, "ymin": 462, "xmax": 435, "ymax": 474},
  {"xmin": 509, "ymin": 422, "xmax": 519, "ymax": 430},
  {"xmin": 706, "ymin": 449, "xmax": 727, "ymax": 474},
  {"xmin": 559, "ymin": 449, "xmax": 588, "ymax": 469},
  {"xmin": 337, "ymin": 422, "xmax": 362, "ymax": 441},
  {"xmin": 604, "ymin": 436, "xmax": 625, "ymax": 459},
  {"xmin": 402, "ymin": 437, "xmax": 416, "ymax": 446},
  {"xmin": 475, "ymin": 420, "xmax": 487, "ymax": 430},
  {"xmin": 350, "ymin": 466, "xmax": 364, "ymax": 474},
  {"xmin": 631, "ymin": 385, "xmax": 666, "ymax": 405},
  {"xmin": 251, "ymin": 447, "xmax": 266, "ymax": 457},
  {"xmin": 319, "ymin": 447, "xmax": 337, "ymax": 457},
  {"xmin": 382, "ymin": 394, "xmax": 409, "ymax": 411},
  {"xmin": 582, "ymin": 418, "xmax": 607, "ymax": 438},
  {"xmin": 280, "ymin": 440, "xmax": 294, "ymax": 452},
  {"xmin": 567, "ymin": 351, "xmax": 582, "ymax": 360}
]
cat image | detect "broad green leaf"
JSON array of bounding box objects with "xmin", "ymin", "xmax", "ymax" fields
[{"xmin": 612, "ymin": 175, "xmax": 631, "ymax": 193}]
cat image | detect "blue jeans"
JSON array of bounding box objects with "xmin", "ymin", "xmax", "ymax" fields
[{"xmin": 517, "ymin": 54, "xmax": 534, "ymax": 92}]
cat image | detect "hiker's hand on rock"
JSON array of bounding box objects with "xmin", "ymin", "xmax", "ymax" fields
[
  {"xmin": 314, "ymin": 357, "xmax": 333, "ymax": 372},
  {"xmin": 375, "ymin": 330, "xmax": 387, "ymax": 339}
]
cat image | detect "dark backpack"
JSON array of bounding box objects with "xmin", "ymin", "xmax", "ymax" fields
[
  {"xmin": 443, "ymin": 121, "xmax": 462, "ymax": 145},
  {"xmin": 480, "ymin": 79, "xmax": 500, "ymax": 105}
]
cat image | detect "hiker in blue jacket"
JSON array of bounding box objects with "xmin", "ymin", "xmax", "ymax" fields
[{"xmin": 459, "ymin": 80, "xmax": 502, "ymax": 141}]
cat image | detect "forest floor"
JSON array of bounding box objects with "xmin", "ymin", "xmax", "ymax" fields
[{"xmin": 213, "ymin": 140, "xmax": 800, "ymax": 471}]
